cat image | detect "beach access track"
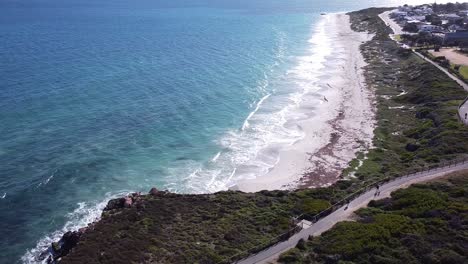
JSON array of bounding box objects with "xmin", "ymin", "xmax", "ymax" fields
[{"xmin": 234, "ymin": 160, "xmax": 468, "ymax": 264}]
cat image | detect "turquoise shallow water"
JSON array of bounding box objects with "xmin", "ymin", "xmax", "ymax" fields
[{"xmin": 0, "ymin": 0, "xmax": 445, "ymax": 262}]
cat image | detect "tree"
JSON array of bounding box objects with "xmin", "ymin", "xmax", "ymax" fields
[{"xmin": 403, "ymin": 23, "xmax": 419, "ymax": 33}]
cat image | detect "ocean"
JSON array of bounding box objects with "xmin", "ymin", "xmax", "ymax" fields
[{"xmin": 0, "ymin": 0, "xmax": 448, "ymax": 262}]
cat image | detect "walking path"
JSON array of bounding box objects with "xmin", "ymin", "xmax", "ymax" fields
[
  {"xmin": 378, "ymin": 11, "xmax": 468, "ymax": 125},
  {"xmin": 413, "ymin": 51, "xmax": 468, "ymax": 92},
  {"xmin": 413, "ymin": 49, "xmax": 468, "ymax": 125},
  {"xmin": 236, "ymin": 161, "xmax": 468, "ymax": 264}
]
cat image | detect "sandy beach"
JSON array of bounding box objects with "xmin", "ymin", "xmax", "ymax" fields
[{"xmin": 236, "ymin": 13, "xmax": 375, "ymax": 192}]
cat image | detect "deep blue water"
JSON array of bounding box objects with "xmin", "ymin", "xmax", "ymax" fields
[{"xmin": 0, "ymin": 0, "xmax": 442, "ymax": 262}]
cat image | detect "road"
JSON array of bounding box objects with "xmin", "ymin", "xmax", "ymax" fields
[
  {"xmin": 379, "ymin": 10, "xmax": 404, "ymax": 35},
  {"xmin": 378, "ymin": 11, "xmax": 468, "ymax": 125},
  {"xmin": 236, "ymin": 161, "xmax": 468, "ymax": 264}
]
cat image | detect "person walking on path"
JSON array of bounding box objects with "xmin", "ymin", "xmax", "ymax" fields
[{"xmin": 344, "ymin": 199, "xmax": 350, "ymax": 211}]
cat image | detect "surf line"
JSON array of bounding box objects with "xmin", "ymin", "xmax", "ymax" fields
[{"xmin": 242, "ymin": 94, "xmax": 271, "ymax": 131}]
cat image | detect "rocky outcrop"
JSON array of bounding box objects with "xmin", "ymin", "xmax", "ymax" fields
[
  {"xmin": 43, "ymin": 188, "xmax": 162, "ymax": 263},
  {"xmin": 104, "ymin": 192, "xmax": 143, "ymax": 211},
  {"xmin": 44, "ymin": 230, "xmax": 84, "ymax": 263},
  {"xmin": 104, "ymin": 197, "xmax": 126, "ymax": 211},
  {"xmin": 149, "ymin": 187, "xmax": 160, "ymax": 195}
]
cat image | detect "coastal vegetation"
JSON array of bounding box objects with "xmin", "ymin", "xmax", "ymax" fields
[
  {"xmin": 51, "ymin": 7, "xmax": 468, "ymax": 264},
  {"xmin": 58, "ymin": 188, "xmax": 339, "ymax": 264},
  {"xmin": 278, "ymin": 170, "xmax": 468, "ymax": 264},
  {"xmin": 343, "ymin": 7, "xmax": 468, "ymax": 186}
]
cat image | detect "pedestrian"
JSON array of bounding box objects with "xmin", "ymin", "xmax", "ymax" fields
[
  {"xmin": 344, "ymin": 199, "xmax": 350, "ymax": 211},
  {"xmin": 465, "ymin": 113, "xmax": 467, "ymax": 120}
]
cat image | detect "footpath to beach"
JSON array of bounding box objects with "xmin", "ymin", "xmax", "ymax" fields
[
  {"xmin": 236, "ymin": 160, "xmax": 468, "ymax": 264},
  {"xmin": 379, "ymin": 11, "xmax": 468, "ymax": 126}
]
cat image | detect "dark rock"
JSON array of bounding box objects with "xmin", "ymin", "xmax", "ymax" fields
[
  {"xmin": 405, "ymin": 143, "xmax": 420, "ymax": 152},
  {"xmin": 48, "ymin": 231, "xmax": 82, "ymax": 262},
  {"xmin": 130, "ymin": 192, "xmax": 141, "ymax": 198},
  {"xmin": 61, "ymin": 231, "xmax": 81, "ymax": 250},
  {"xmin": 149, "ymin": 187, "xmax": 160, "ymax": 195},
  {"xmin": 104, "ymin": 198, "xmax": 126, "ymax": 211}
]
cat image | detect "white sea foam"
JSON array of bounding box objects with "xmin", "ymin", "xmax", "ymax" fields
[
  {"xmin": 211, "ymin": 151, "xmax": 221, "ymax": 162},
  {"xmin": 23, "ymin": 14, "xmax": 344, "ymax": 262},
  {"xmin": 169, "ymin": 15, "xmax": 337, "ymax": 194},
  {"xmin": 21, "ymin": 191, "xmax": 129, "ymax": 264},
  {"xmin": 242, "ymin": 94, "xmax": 271, "ymax": 131}
]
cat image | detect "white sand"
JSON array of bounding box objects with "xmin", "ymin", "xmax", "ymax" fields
[{"xmin": 235, "ymin": 14, "xmax": 375, "ymax": 192}]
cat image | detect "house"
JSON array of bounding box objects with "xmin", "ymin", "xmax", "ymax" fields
[
  {"xmin": 413, "ymin": 6, "xmax": 433, "ymax": 16},
  {"xmin": 459, "ymin": 10, "xmax": 468, "ymax": 17},
  {"xmin": 444, "ymin": 31, "xmax": 468, "ymax": 46},
  {"xmin": 442, "ymin": 14, "xmax": 462, "ymax": 23},
  {"xmin": 398, "ymin": 5, "xmax": 412, "ymax": 12},
  {"xmin": 390, "ymin": 11, "xmax": 408, "ymax": 19},
  {"xmin": 419, "ymin": 24, "xmax": 444, "ymax": 33},
  {"xmin": 405, "ymin": 15, "xmax": 427, "ymax": 22},
  {"xmin": 448, "ymin": 24, "xmax": 464, "ymax": 32}
]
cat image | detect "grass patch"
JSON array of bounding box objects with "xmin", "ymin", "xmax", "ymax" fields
[{"xmin": 459, "ymin": 65, "xmax": 468, "ymax": 80}]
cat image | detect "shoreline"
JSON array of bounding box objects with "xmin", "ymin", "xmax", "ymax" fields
[
  {"xmin": 30, "ymin": 6, "xmax": 468, "ymax": 263},
  {"xmin": 23, "ymin": 13, "xmax": 377, "ymax": 263},
  {"xmin": 235, "ymin": 13, "xmax": 375, "ymax": 192}
]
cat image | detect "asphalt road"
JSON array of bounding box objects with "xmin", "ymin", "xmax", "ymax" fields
[{"xmin": 378, "ymin": 10, "xmax": 404, "ymax": 35}]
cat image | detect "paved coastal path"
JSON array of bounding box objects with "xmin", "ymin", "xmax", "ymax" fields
[
  {"xmin": 378, "ymin": 11, "xmax": 468, "ymax": 125},
  {"xmin": 236, "ymin": 161, "xmax": 468, "ymax": 264}
]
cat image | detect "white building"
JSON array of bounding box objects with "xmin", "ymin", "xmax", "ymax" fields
[
  {"xmin": 442, "ymin": 14, "xmax": 462, "ymax": 22},
  {"xmin": 459, "ymin": 10, "xmax": 468, "ymax": 17}
]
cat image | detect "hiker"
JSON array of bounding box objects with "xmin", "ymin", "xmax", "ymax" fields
[{"xmin": 465, "ymin": 113, "xmax": 467, "ymax": 120}]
